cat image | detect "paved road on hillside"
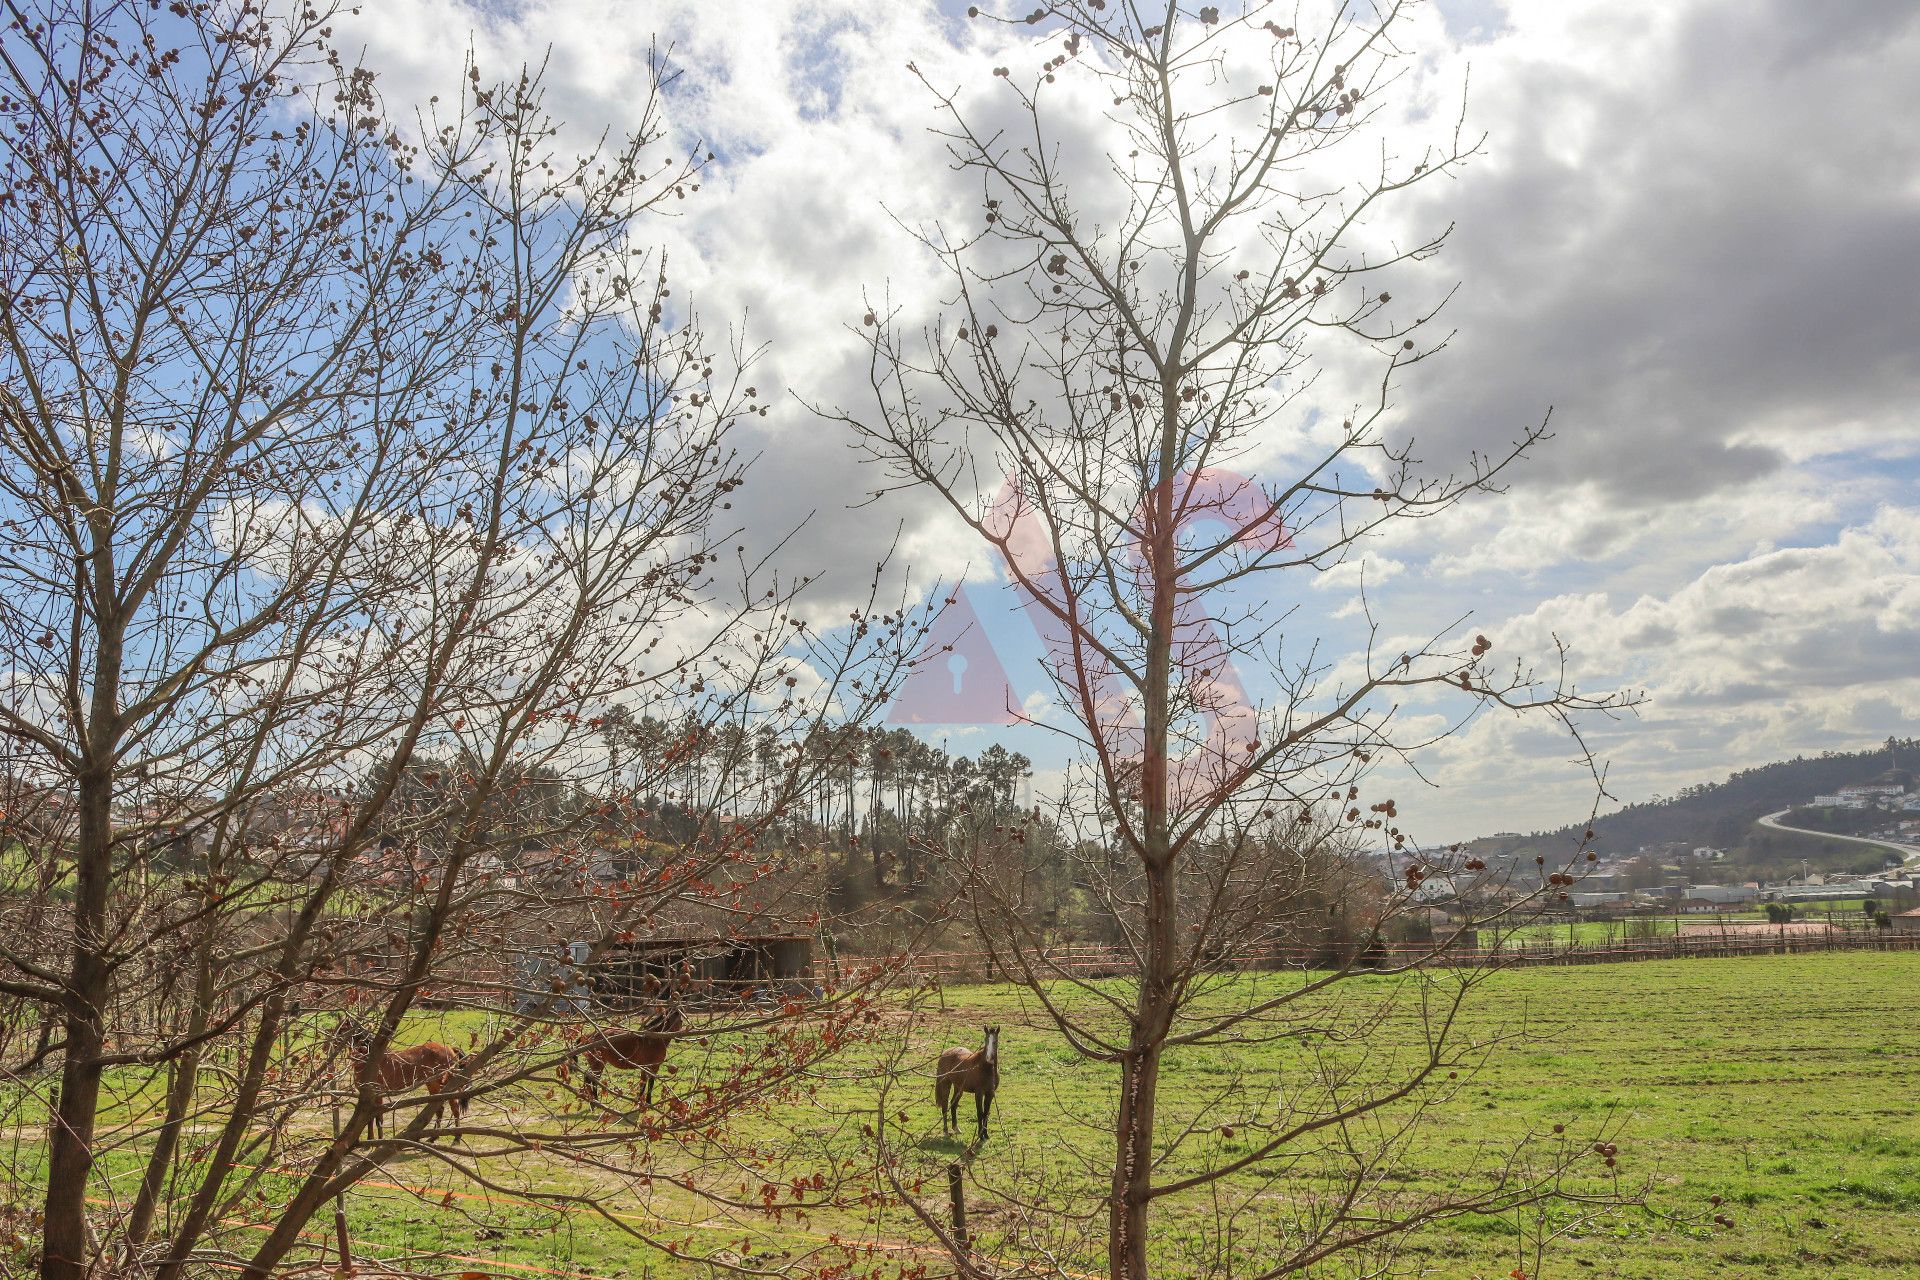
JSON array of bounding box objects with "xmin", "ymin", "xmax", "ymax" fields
[{"xmin": 1757, "ymin": 809, "xmax": 1920, "ymax": 867}]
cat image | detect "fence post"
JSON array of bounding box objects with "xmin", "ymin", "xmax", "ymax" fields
[
  {"xmin": 947, "ymin": 1162, "xmax": 970, "ymax": 1252},
  {"xmin": 331, "ymin": 1098, "xmax": 353, "ymax": 1275},
  {"xmin": 333, "ymin": 1198, "xmax": 352, "ymax": 1276}
]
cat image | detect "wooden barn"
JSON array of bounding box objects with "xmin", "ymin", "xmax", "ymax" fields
[{"xmin": 584, "ymin": 933, "xmax": 816, "ymax": 1009}]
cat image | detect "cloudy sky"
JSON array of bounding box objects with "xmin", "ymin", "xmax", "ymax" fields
[{"xmin": 344, "ymin": 0, "xmax": 1920, "ymax": 841}]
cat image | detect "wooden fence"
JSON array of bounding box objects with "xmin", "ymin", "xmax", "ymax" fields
[
  {"xmin": 402, "ymin": 926, "xmax": 1920, "ymax": 1006},
  {"xmin": 842, "ymin": 926, "xmax": 1920, "ymax": 987}
]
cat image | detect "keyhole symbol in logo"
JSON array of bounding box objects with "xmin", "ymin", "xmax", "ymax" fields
[{"xmin": 947, "ymin": 651, "xmax": 969, "ymax": 695}]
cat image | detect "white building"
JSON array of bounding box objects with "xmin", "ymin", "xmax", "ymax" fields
[
  {"xmin": 1688, "ymin": 883, "xmax": 1759, "ymax": 905},
  {"xmin": 1771, "ymin": 883, "xmax": 1871, "ymax": 903}
]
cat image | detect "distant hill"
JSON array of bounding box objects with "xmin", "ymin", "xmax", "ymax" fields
[{"xmin": 1466, "ymin": 737, "xmax": 1917, "ymax": 874}]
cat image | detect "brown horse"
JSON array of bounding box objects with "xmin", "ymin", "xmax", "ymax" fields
[
  {"xmin": 334, "ymin": 1019, "xmax": 466, "ymax": 1141},
  {"xmin": 934, "ymin": 1025, "xmax": 1000, "ymax": 1145},
  {"xmin": 577, "ymin": 1003, "xmax": 684, "ymax": 1107}
]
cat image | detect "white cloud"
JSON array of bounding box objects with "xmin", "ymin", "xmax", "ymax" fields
[
  {"xmin": 1405, "ymin": 506, "xmax": 1920, "ymax": 835},
  {"xmin": 333, "ymin": 0, "xmax": 1920, "ymax": 836}
]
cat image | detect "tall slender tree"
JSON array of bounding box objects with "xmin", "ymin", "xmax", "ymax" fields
[{"xmin": 841, "ymin": 4, "xmax": 1634, "ymax": 1277}]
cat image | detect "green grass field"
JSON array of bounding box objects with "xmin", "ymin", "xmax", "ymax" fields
[
  {"xmin": 1500, "ymin": 904, "xmax": 1889, "ymax": 948},
  {"xmin": 1500, "ymin": 918, "xmax": 1680, "ymax": 946},
  {"xmin": 7, "ymin": 951, "xmax": 1919, "ymax": 1278}
]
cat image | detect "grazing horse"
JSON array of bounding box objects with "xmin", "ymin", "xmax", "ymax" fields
[
  {"xmin": 935, "ymin": 1025, "xmax": 1000, "ymax": 1145},
  {"xmin": 578, "ymin": 1003, "xmax": 684, "ymax": 1108},
  {"xmin": 334, "ymin": 1019, "xmax": 466, "ymax": 1140}
]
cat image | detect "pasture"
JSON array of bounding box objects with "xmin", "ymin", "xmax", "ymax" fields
[
  {"xmin": 6, "ymin": 951, "xmax": 1920, "ymax": 1278},
  {"xmin": 1500, "ymin": 905, "xmax": 1888, "ymax": 948}
]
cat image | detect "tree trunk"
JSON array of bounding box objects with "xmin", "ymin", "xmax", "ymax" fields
[
  {"xmin": 240, "ymin": 1160, "xmax": 351, "ymax": 1278},
  {"xmin": 124, "ymin": 1051, "xmax": 197, "ymax": 1252},
  {"xmin": 41, "ymin": 766, "xmax": 113, "ymax": 1280},
  {"xmin": 1109, "ymin": 1042, "xmax": 1163, "ymax": 1280},
  {"xmin": 1106, "ymin": 456, "xmax": 1179, "ymax": 1280},
  {"xmin": 239, "ymin": 854, "xmax": 465, "ymax": 1279},
  {"xmin": 152, "ymin": 993, "xmax": 290, "ymax": 1280},
  {"xmin": 125, "ymin": 925, "xmax": 216, "ymax": 1252},
  {"xmin": 1110, "ymin": 856, "xmax": 1174, "ymax": 1280},
  {"xmin": 155, "ymin": 869, "xmax": 340, "ymax": 1280}
]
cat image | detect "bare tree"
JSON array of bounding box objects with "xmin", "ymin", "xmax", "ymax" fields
[
  {"xmin": 837, "ymin": 3, "xmax": 1637, "ymax": 1277},
  {"xmin": 0, "ymin": 3, "xmax": 930, "ymax": 1277}
]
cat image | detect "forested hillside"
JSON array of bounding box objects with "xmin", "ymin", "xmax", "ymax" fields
[{"xmin": 1469, "ymin": 737, "xmax": 1916, "ymax": 858}]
